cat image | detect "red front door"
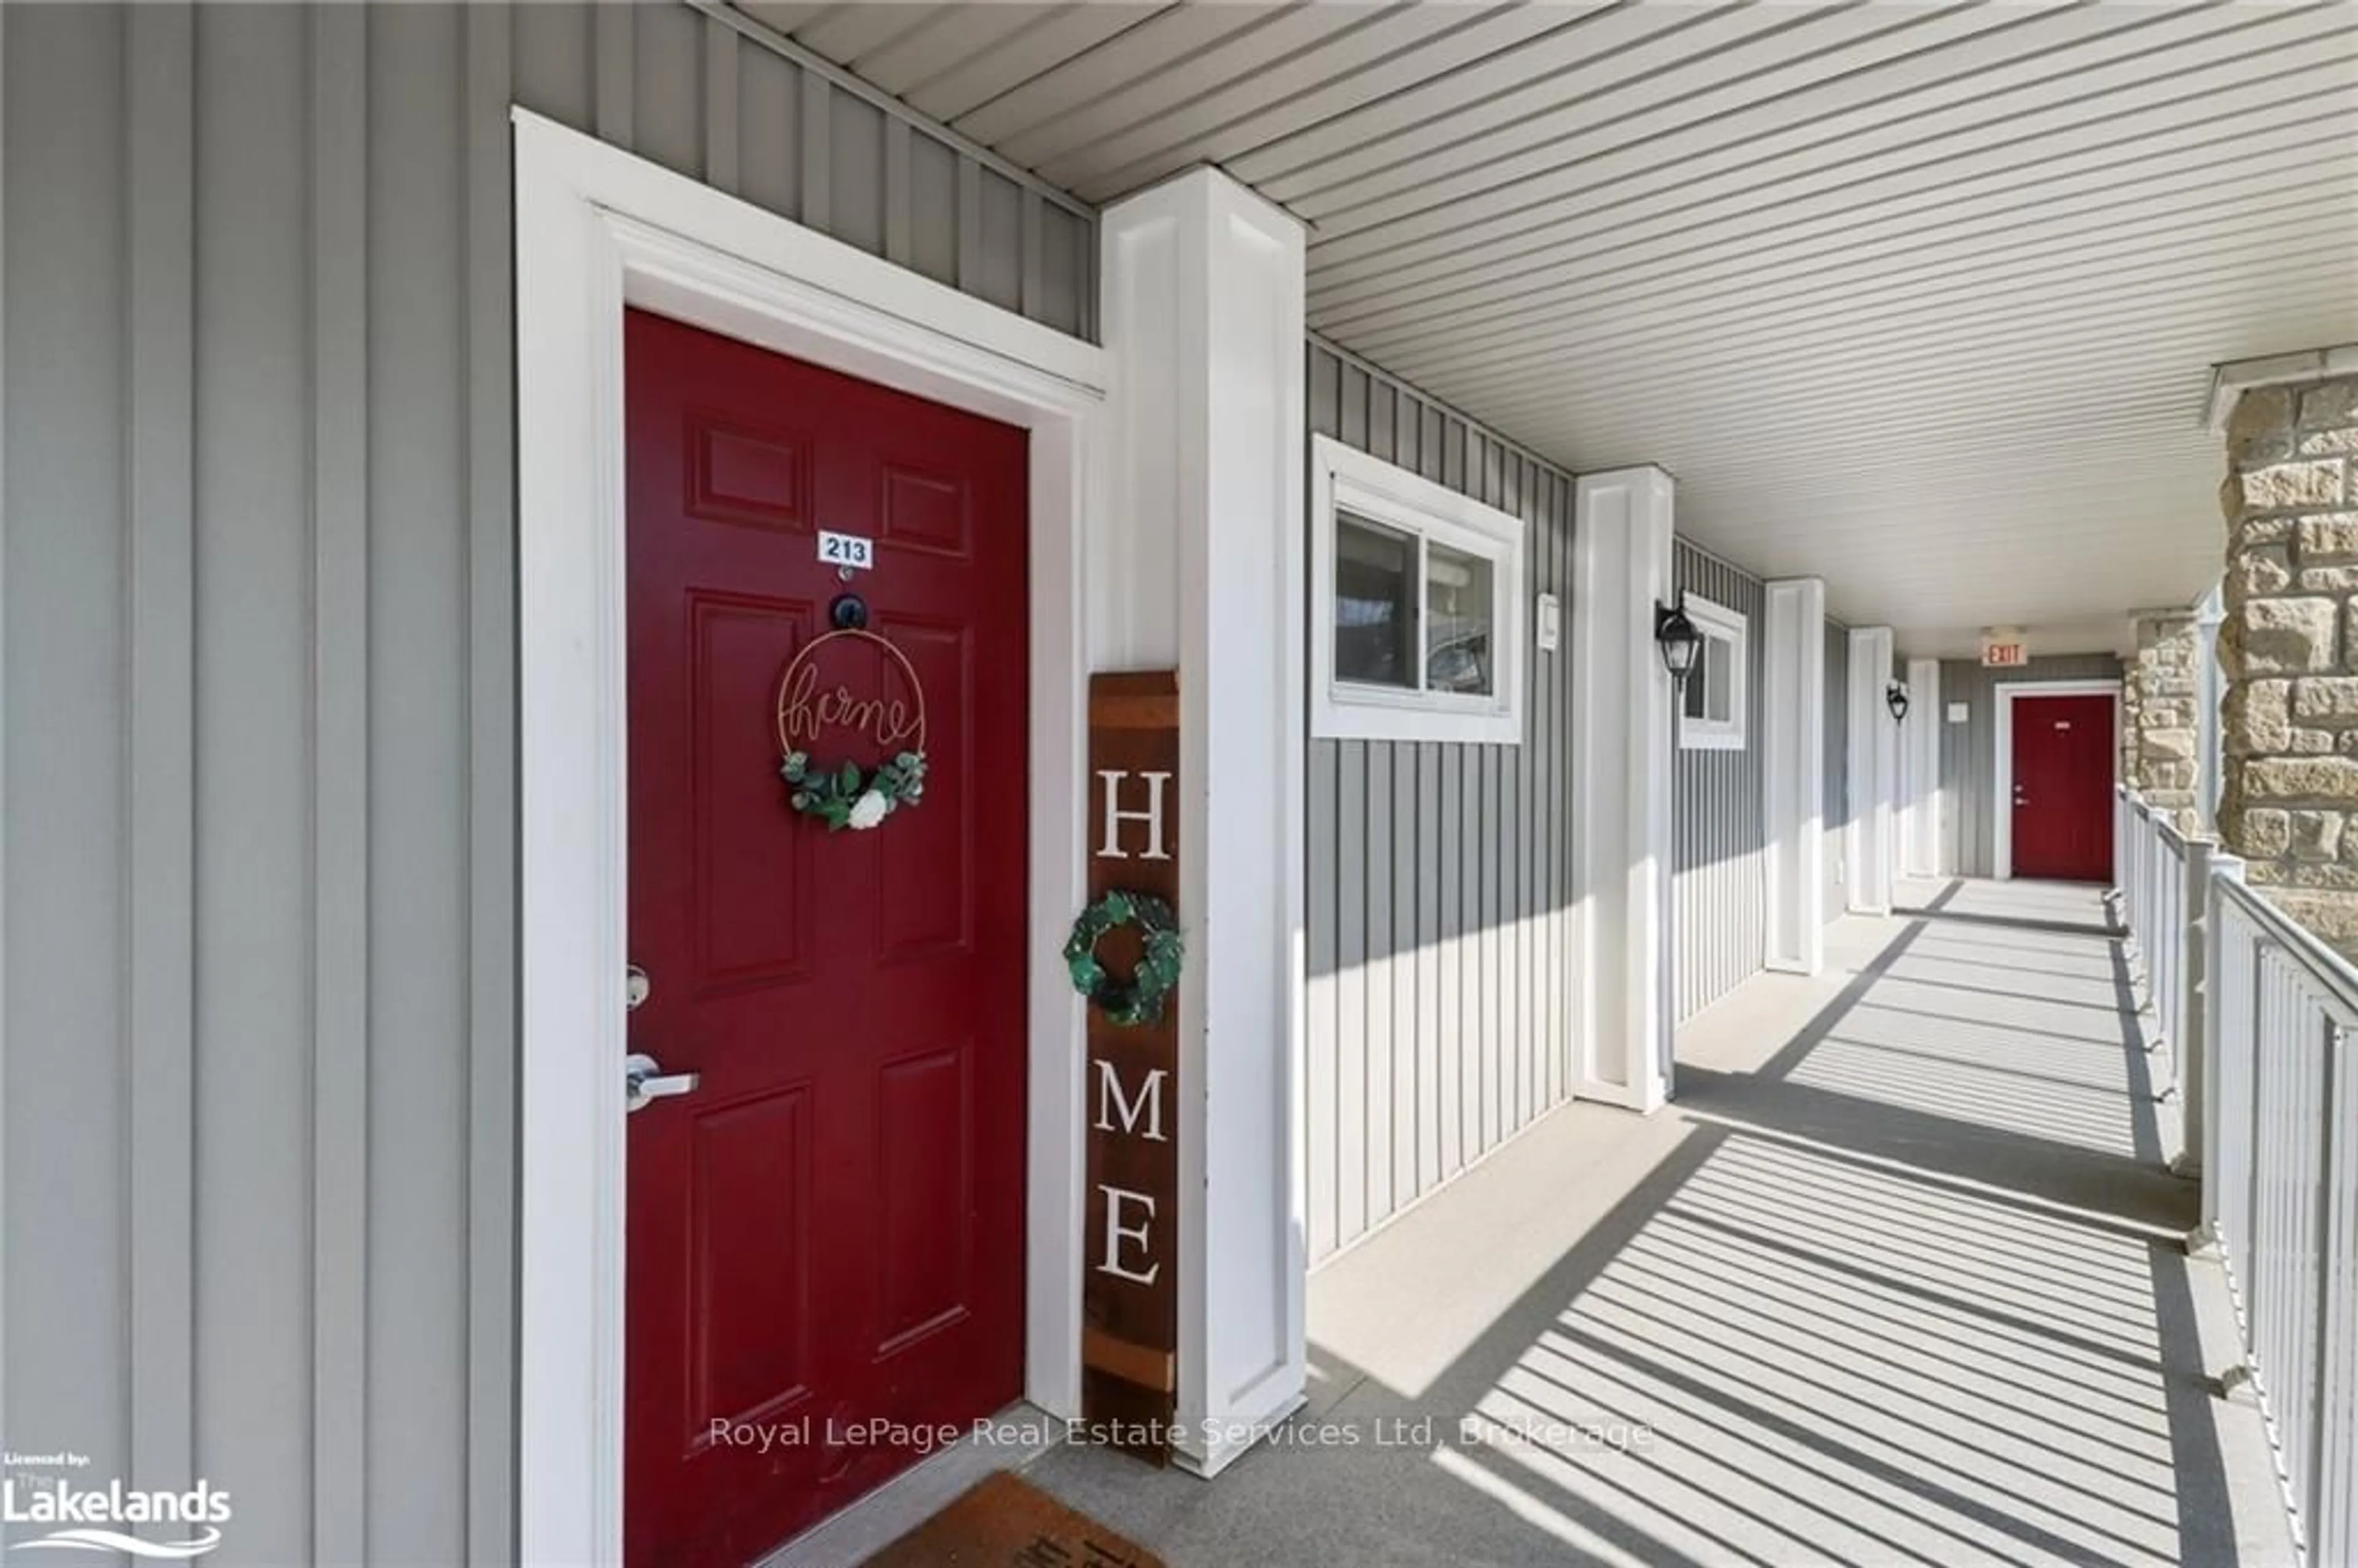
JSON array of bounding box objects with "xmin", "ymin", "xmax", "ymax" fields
[
  {"xmin": 2010, "ymin": 692, "xmax": 2116, "ymax": 882},
  {"xmin": 622, "ymin": 310, "xmax": 1029, "ymax": 1566}
]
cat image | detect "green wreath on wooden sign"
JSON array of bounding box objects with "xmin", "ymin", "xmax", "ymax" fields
[{"xmin": 1064, "ymin": 891, "xmax": 1185, "ymax": 1028}]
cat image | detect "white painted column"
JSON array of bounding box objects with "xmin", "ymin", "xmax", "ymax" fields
[
  {"xmin": 1099, "ymin": 169, "xmax": 1307, "ymax": 1477},
  {"xmin": 1572, "ymin": 468, "xmax": 1675, "ymax": 1112},
  {"xmin": 1902, "ymin": 656, "xmax": 1942, "ymax": 877},
  {"xmin": 1846, "ymin": 626, "xmax": 1897, "ymax": 913},
  {"xmin": 1763, "ymin": 580, "xmax": 1826, "ymax": 974}
]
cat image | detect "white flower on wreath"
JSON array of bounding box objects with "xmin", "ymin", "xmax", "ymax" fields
[{"xmin": 846, "ymin": 789, "xmax": 891, "ymax": 831}]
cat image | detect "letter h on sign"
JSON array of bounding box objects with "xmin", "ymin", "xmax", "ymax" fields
[{"xmin": 1096, "ymin": 770, "xmax": 1172, "ymax": 861}]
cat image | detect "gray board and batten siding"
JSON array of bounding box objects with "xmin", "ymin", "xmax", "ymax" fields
[
  {"xmin": 1937, "ymin": 653, "xmax": 2126, "ymax": 878},
  {"xmin": 0, "ymin": 5, "xmax": 1090, "ymax": 1564},
  {"xmin": 1825, "ymin": 615, "xmax": 1853, "ymax": 921},
  {"xmin": 1304, "ymin": 337, "xmax": 1578, "ymax": 1267},
  {"xmin": 1673, "ymin": 542, "xmax": 1770, "ymax": 1022}
]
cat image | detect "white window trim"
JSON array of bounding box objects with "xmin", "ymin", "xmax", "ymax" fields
[
  {"xmin": 1678, "ymin": 594, "xmax": 1748, "ymax": 751},
  {"xmin": 1310, "ymin": 433, "xmax": 1526, "ymax": 745}
]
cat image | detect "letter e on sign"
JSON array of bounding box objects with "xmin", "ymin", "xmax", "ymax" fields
[{"xmin": 1097, "ymin": 1186, "xmax": 1160, "ymax": 1286}]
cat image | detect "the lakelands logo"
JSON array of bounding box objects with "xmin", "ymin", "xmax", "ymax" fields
[{"xmin": 2, "ymin": 1454, "xmax": 230, "ymax": 1559}]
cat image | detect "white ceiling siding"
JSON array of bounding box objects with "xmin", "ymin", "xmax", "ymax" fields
[{"xmin": 734, "ymin": 1, "xmax": 2358, "ymax": 655}]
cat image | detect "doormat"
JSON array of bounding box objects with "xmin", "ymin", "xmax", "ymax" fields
[{"xmin": 860, "ymin": 1470, "xmax": 1165, "ymax": 1568}]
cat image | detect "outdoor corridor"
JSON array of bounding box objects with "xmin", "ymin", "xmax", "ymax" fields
[{"xmin": 1011, "ymin": 880, "xmax": 2295, "ymax": 1567}]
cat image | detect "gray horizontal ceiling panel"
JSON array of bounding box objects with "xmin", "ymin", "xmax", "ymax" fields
[
  {"xmin": 1291, "ymin": 4, "xmax": 2291, "ymax": 238},
  {"xmin": 1310, "ymin": 107, "xmax": 2350, "ymax": 333},
  {"xmin": 1331, "ymin": 152, "xmax": 2346, "ymax": 354},
  {"xmin": 1233, "ymin": 3, "xmax": 1742, "ymax": 196},
  {"xmin": 1304, "ymin": 47, "xmax": 2358, "ymax": 298},
  {"xmin": 992, "ymin": 3, "xmax": 1390, "ymax": 173},
  {"xmin": 1025, "ymin": 3, "xmax": 1485, "ymax": 196},
  {"xmin": 739, "ymin": 0, "xmax": 2358, "ymax": 648},
  {"xmin": 948, "ymin": 4, "xmax": 1282, "ymax": 147},
  {"xmin": 893, "ymin": 5, "xmax": 1173, "ymax": 125},
  {"xmin": 1057, "ymin": 4, "xmax": 1594, "ymax": 203},
  {"xmin": 825, "ymin": 5, "xmax": 1065, "ymax": 104}
]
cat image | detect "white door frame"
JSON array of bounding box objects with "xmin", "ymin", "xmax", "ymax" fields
[
  {"xmin": 1993, "ymin": 679, "xmax": 2123, "ymax": 880},
  {"xmin": 513, "ymin": 109, "xmax": 1110, "ymax": 1566}
]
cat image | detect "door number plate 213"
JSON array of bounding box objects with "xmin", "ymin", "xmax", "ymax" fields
[{"xmin": 817, "ymin": 530, "xmax": 876, "ymax": 570}]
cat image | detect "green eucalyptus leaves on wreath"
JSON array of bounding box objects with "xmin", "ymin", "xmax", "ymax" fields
[
  {"xmin": 775, "ymin": 627, "xmax": 930, "ymax": 833},
  {"xmin": 781, "ymin": 748, "xmax": 926, "ymax": 831},
  {"xmin": 1065, "ymin": 890, "xmax": 1186, "ymax": 1028}
]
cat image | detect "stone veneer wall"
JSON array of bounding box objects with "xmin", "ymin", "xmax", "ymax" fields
[
  {"xmin": 2122, "ymin": 610, "xmax": 2201, "ymax": 832},
  {"xmin": 2218, "ymin": 375, "xmax": 2358, "ymax": 953}
]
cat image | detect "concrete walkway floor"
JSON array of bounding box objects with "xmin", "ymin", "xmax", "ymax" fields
[{"xmin": 1021, "ymin": 879, "xmax": 2295, "ymax": 1567}]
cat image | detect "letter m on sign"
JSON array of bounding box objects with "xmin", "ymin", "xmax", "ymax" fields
[{"xmin": 1081, "ymin": 671, "xmax": 1181, "ymax": 1462}]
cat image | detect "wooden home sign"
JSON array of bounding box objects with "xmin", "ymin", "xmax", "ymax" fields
[{"xmin": 1081, "ymin": 671, "xmax": 1181, "ymax": 1461}]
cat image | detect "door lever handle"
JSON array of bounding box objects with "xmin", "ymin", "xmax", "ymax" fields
[{"xmin": 626, "ymin": 1052, "xmax": 700, "ymax": 1113}]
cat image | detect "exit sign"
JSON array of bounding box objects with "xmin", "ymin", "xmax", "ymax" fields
[{"xmin": 1981, "ymin": 638, "xmax": 2028, "ymax": 668}]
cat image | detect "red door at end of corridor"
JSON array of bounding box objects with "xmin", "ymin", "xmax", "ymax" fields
[{"xmin": 2010, "ymin": 692, "xmax": 2115, "ymax": 882}]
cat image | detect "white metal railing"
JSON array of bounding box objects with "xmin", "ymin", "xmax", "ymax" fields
[
  {"xmin": 2205, "ymin": 859, "xmax": 2358, "ymax": 1566},
  {"xmin": 2114, "ymin": 786, "xmax": 2208, "ymax": 1109},
  {"xmin": 2116, "ymin": 785, "xmax": 2358, "ymax": 1564}
]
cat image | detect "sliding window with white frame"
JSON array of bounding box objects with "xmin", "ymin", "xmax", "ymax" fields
[
  {"xmin": 1679, "ymin": 594, "xmax": 1748, "ymax": 750},
  {"xmin": 1310, "ymin": 434, "xmax": 1527, "ymax": 745}
]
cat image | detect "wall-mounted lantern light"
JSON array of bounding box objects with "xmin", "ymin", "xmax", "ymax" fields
[
  {"xmin": 1886, "ymin": 681, "xmax": 1912, "ymax": 723},
  {"xmin": 1655, "ymin": 596, "xmax": 1703, "ymax": 685}
]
